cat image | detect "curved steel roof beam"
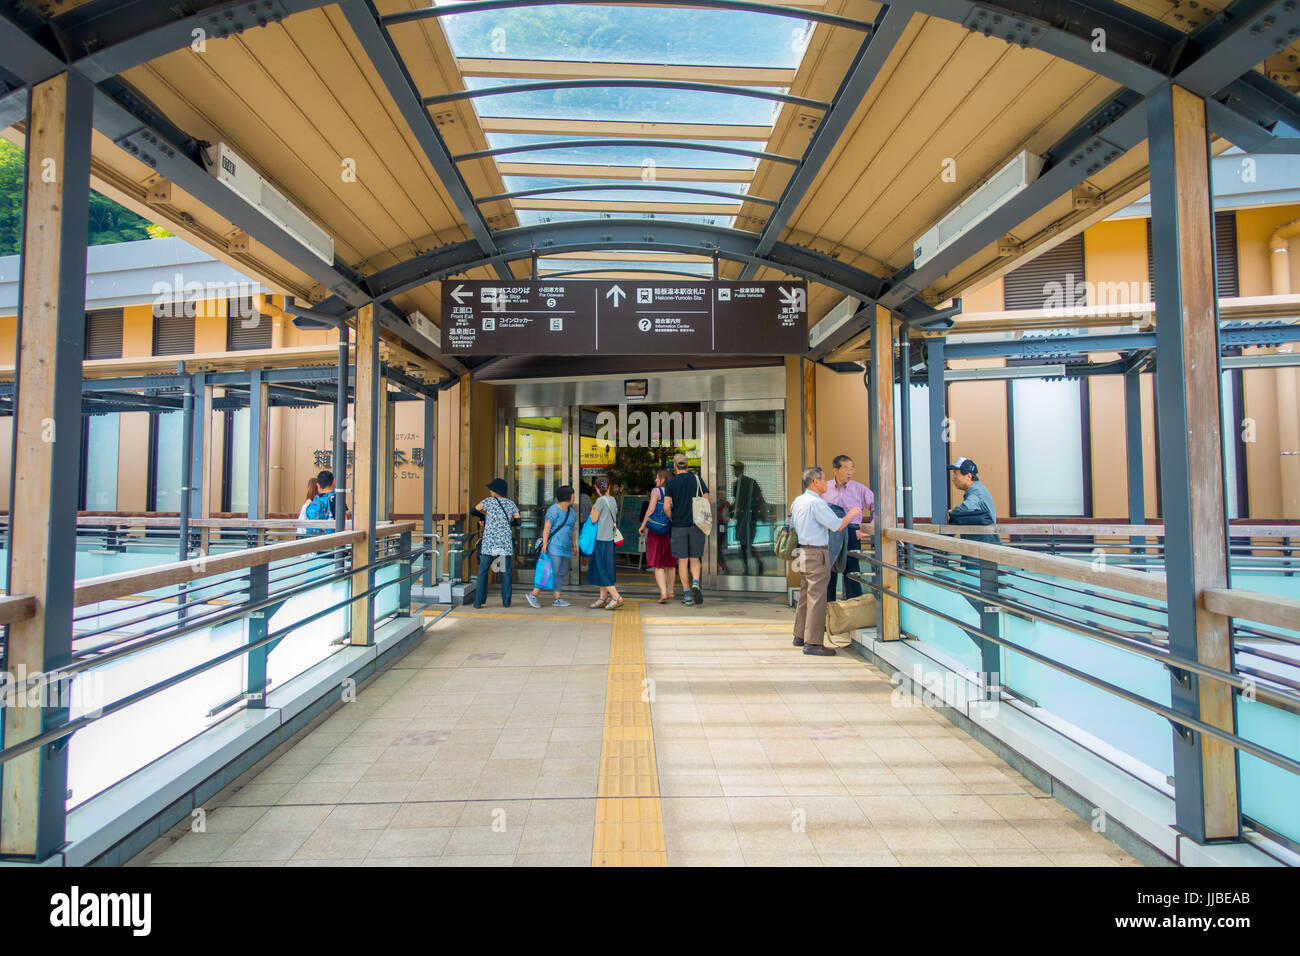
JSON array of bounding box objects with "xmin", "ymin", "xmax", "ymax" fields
[
  {"xmin": 423, "ymin": 79, "xmax": 829, "ymax": 111},
  {"xmin": 456, "ymin": 138, "xmax": 799, "ymax": 164},
  {"xmin": 476, "ymin": 182, "xmax": 775, "ymax": 205}
]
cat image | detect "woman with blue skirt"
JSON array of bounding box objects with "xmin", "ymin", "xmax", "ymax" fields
[{"xmin": 586, "ymin": 476, "xmax": 624, "ymax": 610}]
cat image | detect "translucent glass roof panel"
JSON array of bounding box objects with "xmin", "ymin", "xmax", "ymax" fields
[
  {"xmin": 503, "ymin": 177, "xmax": 751, "ymax": 197},
  {"xmin": 439, "ymin": 3, "xmax": 814, "ymax": 68},
  {"xmin": 515, "ymin": 209, "xmax": 736, "ymax": 228},
  {"xmin": 484, "ymin": 134, "xmax": 761, "ymax": 169},
  {"xmin": 464, "ymin": 77, "xmax": 784, "ymax": 127},
  {"xmin": 538, "ymin": 257, "xmax": 714, "ymax": 276}
]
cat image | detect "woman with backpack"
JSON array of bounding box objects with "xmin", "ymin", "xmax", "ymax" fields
[
  {"xmin": 296, "ymin": 477, "xmax": 320, "ymax": 536},
  {"xmin": 639, "ymin": 468, "xmax": 676, "ymax": 603}
]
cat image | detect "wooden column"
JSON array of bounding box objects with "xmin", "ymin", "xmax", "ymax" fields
[
  {"xmin": 1148, "ymin": 83, "xmax": 1238, "ymax": 842},
  {"xmin": 350, "ymin": 304, "xmax": 378, "ymax": 646},
  {"xmin": 383, "ymin": 388, "xmax": 395, "ymax": 521},
  {"xmin": 871, "ymin": 306, "xmax": 900, "ymax": 641},
  {"xmin": 1, "ymin": 72, "xmax": 93, "ymax": 859},
  {"xmin": 800, "ymin": 357, "xmax": 816, "ymax": 469},
  {"xmin": 459, "ymin": 373, "xmax": 472, "ymax": 580}
]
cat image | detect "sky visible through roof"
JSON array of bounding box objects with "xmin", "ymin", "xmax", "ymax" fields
[{"xmin": 430, "ymin": 1, "xmax": 817, "ymax": 270}]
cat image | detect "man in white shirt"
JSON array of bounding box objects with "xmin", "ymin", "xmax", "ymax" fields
[{"xmin": 791, "ymin": 466, "xmax": 862, "ymax": 656}]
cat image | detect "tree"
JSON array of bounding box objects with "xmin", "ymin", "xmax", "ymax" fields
[{"xmin": 0, "ymin": 139, "xmax": 166, "ymax": 255}]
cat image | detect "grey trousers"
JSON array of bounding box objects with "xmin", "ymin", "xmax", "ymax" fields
[{"xmin": 792, "ymin": 546, "xmax": 831, "ymax": 647}]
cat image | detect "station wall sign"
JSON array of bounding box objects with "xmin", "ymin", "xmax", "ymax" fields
[{"xmin": 440, "ymin": 279, "xmax": 808, "ymax": 354}]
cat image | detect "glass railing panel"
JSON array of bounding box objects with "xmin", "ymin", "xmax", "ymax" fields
[
  {"xmin": 898, "ymin": 572, "xmax": 982, "ymax": 673},
  {"xmin": 65, "ymin": 618, "xmax": 246, "ymax": 807},
  {"xmin": 373, "ymin": 561, "xmax": 402, "ymax": 621},
  {"xmin": 265, "ymin": 562, "xmax": 350, "ymax": 693}
]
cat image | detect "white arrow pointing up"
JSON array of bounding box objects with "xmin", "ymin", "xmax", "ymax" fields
[
  {"xmin": 450, "ymin": 284, "xmax": 471, "ymax": 304},
  {"xmin": 605, "ymin": 285, "xmax": 626, "ymax": 308}
]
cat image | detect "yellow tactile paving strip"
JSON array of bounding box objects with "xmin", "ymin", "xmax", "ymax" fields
[{"xmin": 593, "ymin": 603, "xmax": 666, "ymax": 866}]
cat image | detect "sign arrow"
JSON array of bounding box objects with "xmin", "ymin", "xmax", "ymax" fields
[
  {"xmin": 605, "ymin": 285, "xmax": 626, "ymax": 308},
  {"xmin": 450, "ymin": 284, "xmax": 471, "ymax": 305},
  {"xmin": 778, "ymin": 286, "xmax": 806, "ymax": 311}
]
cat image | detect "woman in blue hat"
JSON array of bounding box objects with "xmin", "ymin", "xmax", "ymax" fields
[{"xmin": 473, "ymin": 477, "xmax": 521, "ymax": 608}]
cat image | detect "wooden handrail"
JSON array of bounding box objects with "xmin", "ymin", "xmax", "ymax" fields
[
  {"xmin": 884, "ymin": 527, "xmax": 1168, "ymax": 600},
  {"xmin": 910, "ymin": 522, "xmax": 1299, "ymax": 539},
  {"xmin": 1203, "ymin": 588, "xmax": 1300, "ymax": 633},
  {"xmin": 72, "ymin": 521, "xmax": 417, "ymax": 607},
  {"xmin": 0, "ymin": 594, "xmax": 36, "ymax": 626}
]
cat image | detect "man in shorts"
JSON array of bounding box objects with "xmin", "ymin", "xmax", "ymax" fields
[{"xmin": 665, "ymin": 452, "xmax": 709, "ymax": 606}]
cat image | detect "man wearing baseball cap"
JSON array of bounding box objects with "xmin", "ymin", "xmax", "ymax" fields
[{"xmin": 946, "ymin": 457, "xmax": 999, "ymax": 545}]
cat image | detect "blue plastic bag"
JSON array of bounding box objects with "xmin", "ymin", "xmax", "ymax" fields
[
  {"xmin": 533, "ymin": 553, "xmax": 554, "ymax": 590},
  {"xmin": 579, "ymin": 517, "xmax": 598, "ymax": 556}
]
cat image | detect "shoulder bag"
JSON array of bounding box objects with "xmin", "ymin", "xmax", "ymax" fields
[{"xmin": 691, "ymin": 475, "xmax": 712, "ymax": 536}]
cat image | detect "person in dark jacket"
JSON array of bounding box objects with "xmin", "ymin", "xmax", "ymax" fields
[{"xmin": 946, "ymin": 457, "xmax": 999, "ymax": 545}]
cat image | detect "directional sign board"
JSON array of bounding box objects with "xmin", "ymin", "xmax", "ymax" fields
[{"xmin": 440, "ymin": 280, "xmax": 808, "ymax": 355}]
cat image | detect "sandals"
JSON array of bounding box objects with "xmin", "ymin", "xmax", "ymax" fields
[
  {"xmin": 657, "ymin": 596, "xmax": 669, "ymax": 604},
  {"xmin": 589, "ymin": 598, "xmax": 609, "ymax": 609},
  {"xmin": 606, "ymin": 597, "xmax": 625, "ymax": 611}
]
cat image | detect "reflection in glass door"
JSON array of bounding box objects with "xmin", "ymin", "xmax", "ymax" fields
[
  {"xmin": 506, "ymin": 410, "xmax": 568, "ymax": 580},
  {"xmin": 714, "ymin": 404, "xmax": 786, "ymax": 592}
]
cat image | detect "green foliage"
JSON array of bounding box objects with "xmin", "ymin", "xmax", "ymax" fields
[{"xmin": 0, "ymin": 139, "xmax": 164, "ymax": 255}]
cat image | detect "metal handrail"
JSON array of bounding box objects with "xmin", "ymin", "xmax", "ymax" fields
[
  {"xmin": 851, "ymin": 563, "xmax": 1300, "ymax": 779},
  {"xmin": 0, "ymin": 556, "xmax": 425, "ymax": 767}
]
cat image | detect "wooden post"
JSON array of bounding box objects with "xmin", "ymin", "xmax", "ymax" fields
[
  {"xmin": 1148, "ymin": 83, "xmax": 1238, "ymax": 842},
  {"xmin": 800, "ymin": 357, "xmax": 816, "ymax": 469},
  {"xmin": 871, "ymin": 306, "xmax": 900, "ymax": 641},
  {"xmin": 459, "ymin": 372, "xmax": 472, "ymax": 581},
  {"xmin": 350, "ymin": 304, "xmax": 377, "ymax": 646},
  {"xmin": 1, "ymin": 72, "xmax": 93, "ymax": 859},
  {"xmin": 383, "ymin": 388, "xmax": 395, "ymax": 521}
]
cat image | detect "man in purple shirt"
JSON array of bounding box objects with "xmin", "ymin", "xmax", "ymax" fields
[{"xmin": 822, "ymin": 454, "xmax": 874, "ymax": 601}]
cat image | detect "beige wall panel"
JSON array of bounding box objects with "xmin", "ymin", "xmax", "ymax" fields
[
  {"xmin": 1235, "ymin": 203, "xmax": 1300, "ymax": 296},
  {"xmin": 814, "ymin": 365, "xmax": 869, "ymax": 481},
  {"xmin": 1243, "ymin": 367, "xmax": 1282, "ymax": 518},
  {"xmin": 947, "ymin": 379, "xmax": 1009, "ymax": 517},
  {"xmin": 961, "ymin": 278, "xmax": 1003, "ymax": 312},
  {"xmin": 1141, "ymin": 373, "xmax": 1159, "ymax": 519},
  {"xmin": 1085, "ymin": 218, "xmax": 1149, "ymax": 291},
  {"xmin": 0, "ymin": 417, "xmax": 11, "ymax": 510},
  {"xmin": 0, "ymin": 315, "xmax": 16, "ymax": 364},
  {"xmin": 391, "ymin": 400, "xmax": 426, "ymax": 516},
  {"xmin": 123, "ymin": 304, "xmax": 153, "ymax": 357},
  {"xmin": 1089, "ymin": 375, "xmax": 1128, "ymax": 519},
  {"xmin": 117, "ymin": 412, "xmax": 151, "ymax": 512}
]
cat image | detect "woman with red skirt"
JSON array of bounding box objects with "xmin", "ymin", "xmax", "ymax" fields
[{"xmin": 641, "ymin": 468, "xmax": 677, "ymax": 603}]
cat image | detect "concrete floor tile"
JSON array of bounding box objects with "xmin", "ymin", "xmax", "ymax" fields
[{"xmin": 368, "ymin": 827, "xmax": 454, "ymax": 858}]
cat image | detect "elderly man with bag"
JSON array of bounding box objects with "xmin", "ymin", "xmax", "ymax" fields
[{"xmin": 790, "ymin": 466, "xmax": 861, "ymax": 657}]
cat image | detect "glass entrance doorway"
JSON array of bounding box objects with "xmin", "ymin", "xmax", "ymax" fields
[{"xmin": 502, "ymin": 396, "xmax": 786, "ymax": 593}]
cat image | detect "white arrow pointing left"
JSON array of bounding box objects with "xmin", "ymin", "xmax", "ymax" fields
[{"xmin": 450, "ymin": 284, "xmax": 471, "ymax": 304}]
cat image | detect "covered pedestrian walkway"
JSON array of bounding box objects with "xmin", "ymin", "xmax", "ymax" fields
[
  {"xmin": 0, "ymin": 0, "xmax": 1298, "ymax": 890},
  {"xmin": 127, "ymin": 600, "xmax": 1137, "ymax": 867}
]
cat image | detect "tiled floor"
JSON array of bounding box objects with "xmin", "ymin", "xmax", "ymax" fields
[{"xmin": 128, "ymin": 596, "xmax": 1139, "ymax": 867}]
